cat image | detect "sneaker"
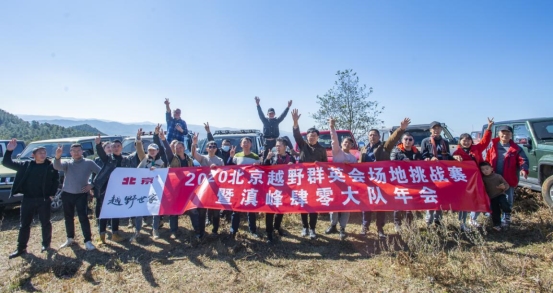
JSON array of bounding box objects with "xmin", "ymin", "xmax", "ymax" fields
[
  {"xmin": 301, "ymin": 228, "xmax": 308, "ymax": 237},
  {"xmin": 41, "ymin": 245, "xmax": 50, "ymax": 253},
  {"xmin": 339, "ymin": 228, "xmax": 346, "ymax": 240},
  {"xmin": 394, "ymin": 224, "xmax": 401, "ymax": 233},
  {"xmin": 469, "ymin": 219, "xmax": 482, "ymax": 228},
  {"xmin": 97, "ymin": 233, "xmax": 106, "ymax": 246},
  {"xmin": 9, "ymin": 249, "xmax": 26, "ymax": 259},
  {"xmin": 360, "ymin": 226, "xmax": 368, "ymax": 236},
  {"xmin": 309, "ymin": 229, "xmax": 317, "ymax": 240},
  {"xmin": 325, "ymin": 225, "xmax": 338, "ymax": 234},
  {"xmin": 503, "ymin": 214, "xmax": 512, "ymax": 225},
  {"xmin": 60, "ymin": 238, "xmax": 75, "ymax": 248},
  {"xmin": 460, "ymin": 223, "xmax": 470, "ymax": 232},
  {"xmin": 129, "ymin": 232, "xmax": 139, "ymax": 243},
  {"xmin": 492, "ymin": 226, "xmax": 502, "ymax": 232},
  {"xmin": 152, "ymin": 229, "xmax": 160, "ymax": 239},
  {"xmin": 127, "ymin": 221, "xmax": 134, "ymax": 229},
  {"xmin": 170, "ymin": 233, "xmax": 177, "ymax": 239},
  {"xmin": 158, "ymin": 220, "xmax": 164, "ymax": 229},
  {"xmin": 377, "ymin": 230, "xmax": 387, "ymax": 238},
  {"xmin": 85, "ymin": 241, "xmax": 96, "ymax": 251},
  {"xmin": 111, "ymin": 232, "xmax": 125, "ymax": 242}
]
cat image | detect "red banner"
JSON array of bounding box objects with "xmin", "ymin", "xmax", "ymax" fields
[{"xmin": 165, "ymin": 161, "xmax": 490, "ymax": 214}]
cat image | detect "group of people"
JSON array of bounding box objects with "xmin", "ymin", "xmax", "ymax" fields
[{"xmin": 2, "ymin": 97, "xmax": 529, "ymax": 259}]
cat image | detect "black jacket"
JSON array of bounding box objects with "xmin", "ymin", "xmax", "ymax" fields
[
  {"xmin": 2, "ymin": 150, "xmax": 59, "ymax": 199},
  {"xmin": 207, "ymin": 132, "xmax": 234, "ymax": 165},
  {"xmin": 92, "ymin": 143, "xmax": 133, "ymax": 194},
  {"xmin": 264, "ymin": 152, "xmax": 296, "ymax": 165},
  {"xmin": 390, "ymin": 145, "xmax": 423, "ymax": 161},
  {"xmin": 420, "ymin": 137, "xmax": 453, "ymax": 160},
  {"xmin": 257, "ymin": 105, "xmax": 289, "ymax": 139}
]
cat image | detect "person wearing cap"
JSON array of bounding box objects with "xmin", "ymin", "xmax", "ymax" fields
[
  {"xmin": 255, "ymin": 96, "xmax": 292, "ymax": 160},
  {"xmin": 359, "ymin": 118, "xmax": 411, "ymax": 238},
  {"xmin": 164, "ymin": 98, "xmax": 188, "ymax": 143},
  {"xmin": 291, "ymin": 108, "xmax": 328, "ymax": 239},
  {"xmin": 420, "ymin": 121, "xmax": 454, "ymax": 227},
  {"xmin": 92, "ymin": 136, "xmax": 134, "ymax": 244},
  {"xmin": 2, "ymin": 139, "xmax": 59, "ymax": 259},
  {"xmin": 53, "ymin": 143, "xmax": 101, "ymax": 251},
  {"xmin": 484, "ymin": 124, "xmax": 529, "ymax": 227},
  {"xmin": 191, "ymin": 133, "xmax": 225, "ymax": 238},
  {"xmin": 130, "ymin": 126, "xmax": 167, "ymax": 242}
]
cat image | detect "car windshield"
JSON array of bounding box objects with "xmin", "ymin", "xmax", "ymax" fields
[
  {"xmin": 122, "ymin": 138, "xmax": 154, "ymax": 155},
  {"xmin": 200, "ymin": 136, "xmax": 259, "ymax": 155},
  {"xmin": 301, "ymin": 133, "xmax": 355, "ymax": 149},
  {"xmin": 532, "ymin": 121, "xmax": 553, "ymax": 140},
  {"xmin": 19, "ymin": 142, "xmax": 74, "ymax": 159},
  {"xmin": 0, "ymin": 143, "xmax": 25, "ymax": 159}
]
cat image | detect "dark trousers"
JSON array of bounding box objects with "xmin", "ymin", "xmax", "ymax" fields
[
  {"xmin": 491, "ymin": 194, "xmax": 512, "ymax": 226},
  {"xmin": 265, "ymin": 213, "xmax": 283, "ymax": 234},
  {"xmin": 61, "ymin": 192, "xmax": 92, "ymax": 243},
  {"xmin": 263, "ymin": 139, "xmax": 277, "ymax": 160},
  {"xmin": 362, "ymin": 211, "xmax": 385, "ymax": 230},
  {"xmin": 393, "ymin": 211, "xmax": 413, "ymax": 226},
  {"xmin": 189, "ymin": 208, "xmax": 207, "ymax": 236},
  {"xmin": 208, "ymin": 209, "xmax": 221, "ymax": 233},
  {"xmin": 301, "ymin": 213, "xmax": 317, "ymax": 229},
  {"xmin": 231, "ymin": 212, "xmax": 257, "ymax": 234},
  {"xmin": 95, "ymin": 194, "xmax": 119, "ymax": 234},
  {"xmin": 18, "ymin": 198, "xmax": 52, "ymax": 250}
]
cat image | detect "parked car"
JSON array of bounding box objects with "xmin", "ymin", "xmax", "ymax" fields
[
  {"xmin": 471, "ymin": 131, "xmax": 483, "ymax": 144},
  {"xmin": 1, "ymin": 136, "xmax": 122, "ymax": 211},
  {"xmin": 0, "ymin": 140, "xmax": 26, "ymax": 210},
  {"xmin": 380, "ymin": 123, "xmax": 458, "ymax": 154},
  {"xmin": 294, "ymin": 129, "xmax": 360, "ymax": 162},
  {"xmin": 480, "ymin": 117, "xmax": 553, "ymax": 207}
]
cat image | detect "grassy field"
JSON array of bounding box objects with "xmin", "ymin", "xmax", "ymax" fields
[{"xmin": 1, "ymin": 187, "xmax": 552, "ymax": 292}]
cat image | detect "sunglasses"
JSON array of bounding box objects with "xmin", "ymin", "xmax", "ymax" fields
[
  {"xmin": 403, "ymin": 138, "xmax": 413, "ymax": 141},
  {"xmin": 207, "ymin": 145, "xmax": 217, "ymax": 149}
]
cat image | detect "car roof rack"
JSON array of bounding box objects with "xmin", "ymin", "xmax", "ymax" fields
[{"xmin": 213, "ymin": 129, "xmax": 260, "ymax": 135}]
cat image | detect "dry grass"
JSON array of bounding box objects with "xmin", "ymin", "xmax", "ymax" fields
[{"xmin": 1, "ymin": 188, "xmax": 553, "ymax": 292}]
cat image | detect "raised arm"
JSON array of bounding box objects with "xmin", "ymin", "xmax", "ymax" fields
[
  {"xmin": 164, "ymin": 98, "xmax": 171, "ymax": 113},
  {"xmin": 1, "ymin": 139, "xmax": 24, "ymax": 172},
  {"xmin": 135, "ymin": 128, "xmax": 146, "ymax": 161},
  {"xmin": 329, "ymin": 118, "xmax": 341, "ymax": 157},
  {"xmin": 153, "ymin": 131, "xmax": 167, "ymax": 166},
  {"xmin": 276, "ymin": 100, "xmax": 292, "ymax": 123},
  {"xmin": 191, "ymin": 133, "xmax": 204, "ymax": 163},
  {"xmin": 384, "ymin": 118, "xmax": 410, "ymax": 153},
  {"xmin": 474, "ymin": 117, "xmax": 494, "ymax": 152},
  {"xmin": 95, "ymin": 135, "xmax": 109, "ymax": 163},
  {"xmin": 291, "ymin": 108, "xmax": 305, "ymax": 149}
]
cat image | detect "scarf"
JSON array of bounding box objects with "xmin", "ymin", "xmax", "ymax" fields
[
  {"xmin": 397, "ymin": 143, "xmax": 418, "ymax": 153},
  {"xmin": 430, "ymin": 136, "xmax": 448, "ymax": 159}
]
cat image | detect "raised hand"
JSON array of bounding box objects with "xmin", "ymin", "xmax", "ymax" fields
[
  {"xmin": 329, "ymin": 117, "xmax": 336, "ymax": 129},
  {"xmin": 229, "ymin": 145, "xmax": 236, "ymax": 157},
  {"xmin": 55, "ymin": 144, "xmax": 63, "ymax": 159},
  {"xmin": 164, "ymin": 98, "xmax": 170, "ymax": 106},
  {"xmin": 204, "ymin": 122, "xmax": 211, "ymax": 133},
  {"xmin": 291, "ymin": 109, "xmax": 301, "ymax": 122},
  {"xmin": 159, "ymin": 128, "xmax": 166, "ymax": 141},
  {"xmin": 267, "ymin": 151, "xmax": 274, "ymax": 159},
  {"xmin": 175, "ymin": 124, "xmax": 183, "ymax": 133},
  {"xmin": 255, "ymin": 96, "xmax": 260, "ymax": 105},
  {"xmin": 94, "ymin": 134, "xmax": 101, "ymax": 145},
  {"xmin": 154, "ymin": 123, "xmax": 162, "ymax": 135},
  {"xmin": 520, "ymin": 170, "xmax": 528, "ymax": 179},
  {"xmin": 453, "ymin": 155, "xmax": 463, "ymax": 162},
  {"xmin": 192, "ymin": 132, "xmax": 199, "ymax": 145},
  {"xmin": 287, "ymin": 100, "xmax": 293, "ymax": 108},
  {"xmin": 400, "ymin": 118, "xmax": 411, "ymax": 130},
  {"xmin": 487, "ymin": 117, "xmax": 494, "ymax": 130},
  {"xmin": 6, "ymin": 138, "xmax": 17, "ymax": 151},
  {"xmin": 137, "ymin": 128, "xmax": 143, "ymax": 140}
]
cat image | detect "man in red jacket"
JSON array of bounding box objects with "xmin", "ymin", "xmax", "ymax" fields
[{"xmin": 485, "ymin": 125, "xmax": 529, "ymax": 226}]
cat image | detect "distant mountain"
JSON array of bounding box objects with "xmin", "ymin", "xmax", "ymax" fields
[
  {"xmin": 0, "ymin": 109, "xmax": 104, "ymax": 143},
  {"xmin": 17, "ymin": 114, "xmax": 296, "ymax": 145}
]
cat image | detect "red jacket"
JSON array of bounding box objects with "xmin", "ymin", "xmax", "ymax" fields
[
  {"xmin": 453, "ymin": 129, "xmax": 492, "ymax": 165},
  {"xmin": 485, "ymin": 137, "xmax": 529, "ymax": 187}
]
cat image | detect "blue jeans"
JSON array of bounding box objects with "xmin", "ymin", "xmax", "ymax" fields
[
  {"xmin": 135, "ymin": 216, "xmax": 160, "ymax": 232},
  {"xmin": 472, "ymin": 187, "xmax": 514, "ymax": 221}
]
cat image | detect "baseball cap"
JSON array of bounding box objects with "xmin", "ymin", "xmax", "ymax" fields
[
  {"xmin": 148, "ymin": 143, "xmax": 159, "ymax": 150},
  {"xmin": 429, "ymin": 121, "xmax": 442, "ymax": 129},
  {"xmin": 32, "ymin": 146, "xmax": 46, "ymax": 154},
  {"xmin": 174, "ymin": 108, "xmax": 181, "ymax": 113},
  {"xmin": 497, "ymin": 125, "xmax": 513, "ymax": 132},
  {"xmin": 267, "ymin": 108, "xmax": 275, "ymax": 114}
]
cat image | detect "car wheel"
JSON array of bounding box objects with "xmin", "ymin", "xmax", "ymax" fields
[
  {"xmin": 51, "ymin": 188, "xmax": 63, "ymax": 212},
  {"xmin": 541, "ymin": 175, "xmax": 553, "ymax": 208}
]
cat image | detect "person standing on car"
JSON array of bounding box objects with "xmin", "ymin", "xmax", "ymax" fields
[
  {"xmin": 452, "ymin": 118, "xmax": 494, "ymax": 230},
  {"xmin": 484, "ymin": 125, "xmax": 529, "ymax": 227},
  {"xmin": 420, "ymin": 121, "xmax": 454, "ymax": 228},
  {"xmin": 164, "ymin": 98, "xmax": 188, "ymax": 143},
  {"xmin": 359, "ymin": 118, "xmax": 410, "ymax": 238},
  {"xmin": 191, "ymin": 133, "xmax": 225, "ymax": 238},
  {"xmin": 255, "ymin": 96, "xmax": 292, "ymax": 160},
  {"xmin": 2, "ymin": 140, "xmax": 59, "ymax": 259},
  {"xmin": 92, "ymin": 136, "xmax": 133, "ymax": 244},
  {"xmin": 263, "ymin": 137, "xmax": 296, "ymax": 244},
  {"xmin": 292, "ymin": 108, "xmax": 328, "ymax": 239},
  {"xmin": 130, "ymin": 127, "xmax": 166, "ymax": 242},
  {"xmin": 159, "ymin": 130, "xmax": 194, "ymax": 239},
  {"xmin": 390, "ymin": 132, "xmax": 422, "ymax": 232},
  {"xmin": 229, "ymin": 137, "xmax": 261, "ymax": 239},
  {"xmin": 53, "ymin": 143, "xmax": 100, "ymax": 251},
  {"xmin": 325, "ymin": 118, "xmax": 357, "ymax": 241}
]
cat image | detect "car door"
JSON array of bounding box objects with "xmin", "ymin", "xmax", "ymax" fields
[{"xmin": 513, "ymin": 122, "xmax": 538, "ymax": 184}]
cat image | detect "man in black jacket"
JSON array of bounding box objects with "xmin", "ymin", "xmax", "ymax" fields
[
  {"xmin": 2, "ymin": 139, "xmax": 59, "ymax": 259},
  {"xmin": 255, "ymin": 96, "xmax": 292, "ymax": 160}
]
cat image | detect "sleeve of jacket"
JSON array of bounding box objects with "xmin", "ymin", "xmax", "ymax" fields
[
  {"xmin": 293, "ymin": 127, "xmax": 305, "ymax": 149},
  {"xmin": 321, "ymin": 147, "xmax": 328, "ymax": 162},
  {"xmin": 420, "ymin": 139, "xmax": 433, "ymax": 160},
  {"xmin": 96, "ymin": 143, "xmax": 109, "ymax": 163},
  {"xmin": 257, "ymin": 105, "xmax": 268, "ymax": 124},
  {"xmin": 53, "ymin": 158, "xmax": 67, "ymax": 172},
  {"xmin": 49, "ymin": 168, "xmax": 59, "ymax": 196},
  {"xmin": 181, "ymin": 120, "xmax": 188, "ymax": 135},
  {"xmin": 444, "ymin": 141, "xmax": 454, "ymax": 160},
  {"xmin": 153, "ymin": 134, "xmax": 168, "ymax": 166},
  {"xmin": 517, "ymin": 147, "xmax": 530, "ymax": 172},
  {"xmin": 474, "ymin": 130, "xmax": 492, "ymax": 153},
  {"xmin": 276, "ymin": 107, "xmax": 289, "ymax": 123},
  {"xmin": 161, "ymin": 139, "xmax": 174, "ymax": 164},
  {"xmin": 390, "ymin": 147, "xmax": 399, "ymax": 161},
  {"xmin": 330, "ymin": 127, "xmax": 341, "ymax": 157},
  {"xmin": 1, "ymin": 150, "xmax": 24, "ymax": 172},
  {"xmin": 136, "ymin": 140, "xmax": 146, "ymax": 161},
  {"xmin": 384, "ymin": 128, "xmax": 405, "ymax": 153},
  {"xmin": 165, "ymin": 112, "xmax": 173, "ymax": 125},
  {"xmin": 207, "ymin": 132, "xmax": 215, "ymax": 142}
]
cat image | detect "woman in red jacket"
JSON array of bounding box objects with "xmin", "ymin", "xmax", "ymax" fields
[{"xmin": 453, "ymin": 118, "xmax": 493, "ymax": 230}]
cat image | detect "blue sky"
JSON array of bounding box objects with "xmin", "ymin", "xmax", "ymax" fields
[{"xmin": 1, "ymin": 1, "xmax": 552, "ymax": 137}]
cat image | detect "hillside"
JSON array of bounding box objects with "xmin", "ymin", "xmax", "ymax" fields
[{"xmin": 0, "ymin": 109, "xmax": 105, "ymax": 143}]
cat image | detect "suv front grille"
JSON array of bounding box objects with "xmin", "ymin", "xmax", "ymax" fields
[{"xmin": 0, "ymin": 176, "xmax": 15, "ymax": 186}]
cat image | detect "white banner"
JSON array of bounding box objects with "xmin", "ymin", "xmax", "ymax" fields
[{"xmin": 99, "ymin": 168, "xmax": 169, "ymax": 218}]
